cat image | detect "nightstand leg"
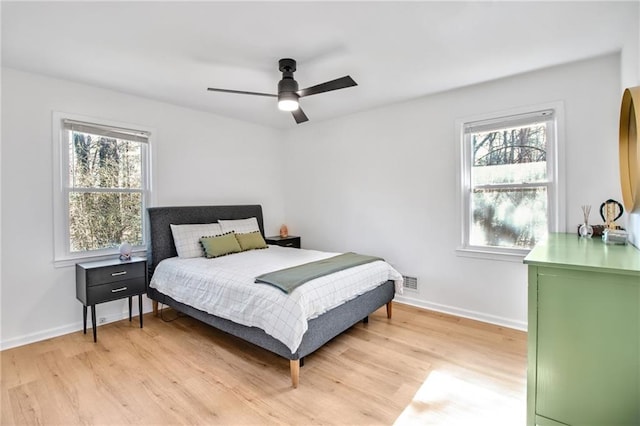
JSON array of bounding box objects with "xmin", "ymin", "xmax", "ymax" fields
[
  {"xmin": 83, "ymin": 305, "xmax": 87, "ymax": 334},
  {"xmin": 91, "ymin": 305, "xmax": 97, "ymax": 342},
  {"xmin": 128, "ymin": 296, "xmax": 132, "ymax": 322},
  {"xmin": 138, "ymin": 294, "xmax": 143, "ymax": 328}
]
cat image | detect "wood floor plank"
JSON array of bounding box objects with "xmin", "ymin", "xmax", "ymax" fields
[{"xmin": 1, "ymin": 303, "xmax": 526, "ymax": 425}]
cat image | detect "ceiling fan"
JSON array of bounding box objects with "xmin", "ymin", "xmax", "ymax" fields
[{"xmin": 207, "ymin": 58, "xmax": 357, "ymax": 124}]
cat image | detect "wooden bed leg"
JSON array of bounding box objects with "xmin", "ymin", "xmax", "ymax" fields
[
  {"xmin": 152, "ymin": 300, "xmax": 159, "ymax": 317},
  {"xmin": 290, "ymin": 360, "xmax": 300, "ymax": 389},
  {"xmin": 386, "ymin": 301, "xmax": 392, "ymax": 319}
]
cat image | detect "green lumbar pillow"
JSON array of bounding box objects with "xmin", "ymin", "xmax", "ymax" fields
[
  {"xmin": 200, "ymin": 232, "xmax": 242, "ymax": 258},
  {"xmin": 235, "ymin": 231, "xmax": 268, "ymax": 251}
]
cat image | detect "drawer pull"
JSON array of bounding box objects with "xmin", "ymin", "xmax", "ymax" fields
[
  {"xmin": 285, "ymin": 243, "xmax": 294, "ymax": 247},
  {"xmin": 111, "ymin": 271, "xmax": 127, "ymax": 277},
  {"xmin": 111, "ymin": 287, "xmax": 128, "ymax": 293}
]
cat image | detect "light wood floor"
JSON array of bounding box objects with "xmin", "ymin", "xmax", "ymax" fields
[{"xmin": 1, "ymin": 303, "xmax": 526, "ymax": 425}]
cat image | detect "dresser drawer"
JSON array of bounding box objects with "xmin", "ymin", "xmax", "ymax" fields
[
  {"xmin": 85, "ymin": 277, "xmax": 146, "ymax": 305},
  {"xmin": 84, "ymin": 261, "xmax": 145, "ymax": 286}
]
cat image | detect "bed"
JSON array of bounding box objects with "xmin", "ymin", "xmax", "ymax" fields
[{"xmin": 146, "ymin": 204, "xmax": 400, "ymax": 387}]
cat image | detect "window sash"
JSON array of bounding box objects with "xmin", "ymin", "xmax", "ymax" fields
[
  {"xmin": 67, "ymin": 187, "xmax": 145, "ymax": 194},
  {"xmin": 65, "ymin": 188, "xmax": 147, "ymax": 255},
  {"xmin": 472, "ymin": 182, "xmax": 551, "ymax": 190},
  {"xmin": 466, "ymin": 182, "xmax": 553, "ymax": 253}
]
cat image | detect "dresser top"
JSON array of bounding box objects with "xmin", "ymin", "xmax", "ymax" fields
[{"xmin": 524, "ymin": 233, "xmax": 640, "ymax": 275}]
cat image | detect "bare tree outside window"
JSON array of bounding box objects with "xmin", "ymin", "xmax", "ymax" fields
[
  {"xmin": 67, "ymin": 130, "xmax": 145, "ymax": 252},
  {"xmin": 458, "ymin": 106, "xmax": 561, "ymax": 259},
  {"xmin": 469, "ymin": 122, "xmax": 549, "ymax": 249},
  {"xmin": 459, "ymin": 106, "xmax": 559, "ymax": 254}
]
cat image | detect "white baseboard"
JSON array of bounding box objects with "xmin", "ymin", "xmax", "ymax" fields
[
  {"xmin": 2, "ymin": 297, "xmax": 526, "ymax": 350},
  {"xmin": 393, "ymin": 294, "xmax": 527, "ymax": 331},
  {"xmin": 0, "ymin": 308, "xmax": 150, "ymax": 351}
]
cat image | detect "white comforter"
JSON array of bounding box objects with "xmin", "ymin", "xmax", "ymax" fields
[{"xmin": 149, "ymin": 246, "xmax": 403, "ymax": 354}]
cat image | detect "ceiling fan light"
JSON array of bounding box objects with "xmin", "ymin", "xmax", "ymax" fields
[
  {"xmin": 278, "ymin": 99, "xmax": 299, "ymax": 111},
  {"xmin": 278, "ymin": 91, "xmax": 299, "ymax": 111}
]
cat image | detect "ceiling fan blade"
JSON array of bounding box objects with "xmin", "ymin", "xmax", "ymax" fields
[
  {"xmin": 207, "ymin": 87, "xmax": 277, "ymax": 98},
  {"xmin": 298, "ymin": 76, "xmax": 357, "ymax": 98},
  {"xmin": 291, "ymin": 107, "xmax": 309, "ymax": 124}
]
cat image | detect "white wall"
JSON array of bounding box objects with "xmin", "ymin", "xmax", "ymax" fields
[
  {"xmin": 0, "ymin": 68, "xmax": 286, "ymax": 349},
  {"xmin": 283, "ymin": 54, "xmax": 622, "ymax": 329}
]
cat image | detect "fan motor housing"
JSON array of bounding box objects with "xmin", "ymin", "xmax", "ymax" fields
[{"xmin": 278, "ymin": 58, "xmax": 298, "ymax": 95}]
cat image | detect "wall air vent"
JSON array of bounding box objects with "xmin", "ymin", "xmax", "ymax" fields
[{"xmin": 402, "ymin": 275, "xmax": 418, "ymax": 291}]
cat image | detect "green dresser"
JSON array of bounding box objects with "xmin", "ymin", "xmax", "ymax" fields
[{"xmin": 524, "ymin": 233, "xmax": 640, "ymax": 426}]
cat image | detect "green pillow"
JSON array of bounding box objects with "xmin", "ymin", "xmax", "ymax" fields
[
  {"xmin": 235, "ymin": 231, "xmax": 268, "ymax": 251},
  {"xmin": 200, "ymin": 232, "xmax": 242, "ymax": 258}
]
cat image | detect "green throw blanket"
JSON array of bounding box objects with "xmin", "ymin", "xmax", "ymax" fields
[{"xmin": 255, "ymin": 252, "xmax": 384, "ymax": 294}]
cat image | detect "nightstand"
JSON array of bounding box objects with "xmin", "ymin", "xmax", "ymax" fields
[
  {"xmin": 265, "ymin": 235, "xmax": 301, "ymax": 249},
  {"xmin": 76, "ymin": 256, "xmax": 147, "ymax": 342}
]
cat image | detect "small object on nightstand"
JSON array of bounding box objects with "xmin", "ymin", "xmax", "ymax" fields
[
  {"xmin": 265, "ymin": 235, "xmax": 301, "ymax": 249},
  {"xmin": 119, "ymin": 242, "xmax": 132, "ymax": 261},
  {"xmin": 76, "ymin": 256, "xmax": 147, "ymax": 342},
  {"xmin": 279, "ymin": 224, "xmax": 289, "ymax": 238}
]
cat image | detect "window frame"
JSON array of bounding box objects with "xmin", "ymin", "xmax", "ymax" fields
[
  {"xmin": 455, "ymin": 102, "xmax": 565, "ymax": 262},
  {"xmin": 52, "ymin": 112, "xmax": 154, "ymax": 267}
]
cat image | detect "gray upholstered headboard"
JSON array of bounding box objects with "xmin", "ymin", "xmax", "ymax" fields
[{"xmin": 146, "ymin": 204, "xmax": 264, "ymax": 276}]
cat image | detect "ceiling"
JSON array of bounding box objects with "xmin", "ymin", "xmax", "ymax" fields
[{"xmin": 2, "ymin": 1, "xmax": 638, "ymax": 129}]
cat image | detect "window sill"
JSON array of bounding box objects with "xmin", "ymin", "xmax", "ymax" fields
[
  {"xmin": 54, "ymin": 249, "xmax": 147, "ymax": 268},
  {"xmin": 455, "ymin": 247, "xmax": 529, "ymax": 263}
]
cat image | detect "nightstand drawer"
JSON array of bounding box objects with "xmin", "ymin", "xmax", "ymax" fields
[
  {"xmin": 84, "ymin": 261, "xmax": 145, "ymax": 286},
  {"xmin": 278, "ymin": 240, "xmax": 300, "ymax": 248},
  {"xmin": 265, "ymin": 236, "xmax": 301, "ymax": 249},
  {"xmin": 85, "ymin": 277, "xmax": 146, "ymax": 305}
]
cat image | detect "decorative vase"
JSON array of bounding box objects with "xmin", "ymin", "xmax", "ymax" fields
[
  {"xmin": 119, "ymin": 242, "xmax": 132, "ymax": 260},
  {"xmin": 279, "ymin": 225, "xmax": 288, "ymax": 238},
  {"xmin": 579, "ymin": 222, "xmax": 594, "ymax": 238}
]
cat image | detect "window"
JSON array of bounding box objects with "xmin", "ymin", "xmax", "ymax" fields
[
  {"xmin": 53, "ymin": 113, "xmax": 152, "ymax": 265},
  {"xmin": 458, "ymin": 105, "xmax": 563, "ymax": 259}
]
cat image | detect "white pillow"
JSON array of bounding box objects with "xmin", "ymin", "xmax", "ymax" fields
[
  {"xmin": 218, "ymin": 217, "xmax": 260, "ymax": 235},
  {"xmin": 170, "ymin": 223, "xmax": 223, "ymax": 258}
]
